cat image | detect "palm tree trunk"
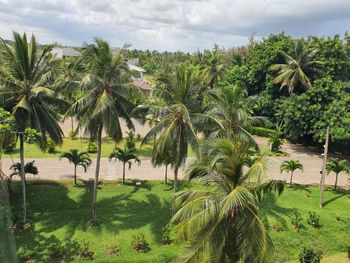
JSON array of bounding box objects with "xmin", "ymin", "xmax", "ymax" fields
[
  {"xmin": 173, "ymin": 165, "xmax": 179, "ymax": 193},
  {"xmin": 19, "ymin": 133, "xmax": 27, "ymax": 223},
  {"xmin": 91, "ymin": 125, "xmax": 102, "ymax": 222},
  {"xmin": 71, "ymin": 117, "xmax": 74, "ymax": 131},
  {"xmin": 289, "ymin": 171, "xmax": 294, "ymax": 186},
  {"xmin": 74, "ymin": 165, "xmax": 77, "ymax": 185},
  {"xmin": 334, "ymin": 173, "xmax": 339, "ymax": 190},
  {"xmin": 122, "ymin": 162, "xmax": 126, "ymax": 184},
  {"xmin": 165, "ymin": 164, "xmax": 168, "ymax": 184}
]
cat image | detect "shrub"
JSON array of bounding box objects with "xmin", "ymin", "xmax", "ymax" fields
[
  {"xmin": 291, "ymin": 211, "xmax": 304, "ymax": 231},
  {"xmin": 131, "ymin": 233, "xmax": 150, "ymax": 253},
  {"xmin": 86, "ymin": 142, "xmax": 98, "ymax": 153},
  {"xmin": 248, "ymin": 126, "xmax": 279, "ymax": 137},
  {"xmin": 17, "ymin": 247, "xmax": 34, "ymax": 262},
  {"xmin": 3, "ymin": 133, "xmax": 16, "ymax": 153},
  {"xmin": 347, "ymin": 245, "xmax": 350, "ymax": 259},
  {"xmin": 268, "ymin": 133, "xmax": 283, "ymax": 152},
  {"xmin": 105, "ymin": 236, "xmax": 121, "ymax": 256},
  {"xmin": 45, "ymin": 138, "xmax": 56, "ymax": 153},
  {"xmin": 307, "ymin": 212, "xmax": 321, "ymax": 228},
  {"xmin": 75, "ymin": 240, "xmax": 94, "ymax": 261},
  {"xmin": 298, "ymin": 247, "xmax": 322, "ymax": 263},
  {"xmin": 48, "ymin": 241, "xmax": 66, "ymax": 260},
  {"xmin": 68, "ymin": 130, "xmax": 77, "ymax": 140},
  {"xmin": 271, "ymin": 221, "xmax": 285, "ymax": 232},
  {"xmin": 136, "ymin": 133, "xmax": 142, "ymax": 141},
  {"xmin": 160, "ymin": 224, "xmax": 172, "ymax": 245}
]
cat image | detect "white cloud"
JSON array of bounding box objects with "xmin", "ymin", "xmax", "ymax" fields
[{"xmin": 0, "ymin": 0, "xmax": 349, "ymax": 51}]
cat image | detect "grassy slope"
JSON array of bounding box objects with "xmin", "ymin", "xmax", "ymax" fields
[
  {"xmin": 10, "ymin": 182, "xmax": 350, "ymax": 262},
  {"xmin": 2, "ymin": 138, "xmax": 197, "ymax": 159}
]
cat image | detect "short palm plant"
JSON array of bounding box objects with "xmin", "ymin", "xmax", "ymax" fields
[
  {"xmin": 10, "ymin": 161, "xmax": 39, "ymax": 180},
  {"xmin": 109, "ymin": 146, "xmax": 140, "ymax": 184},
  {"xmin": 171, "ymin": 135, "xmax": 284, "ymax": 262},
  {"xmin": 59, "ymin": 149, "xmax": 92, "ymax": 185},
  {"xmin": 280, "ymin": 160, "xmax": 303, "ymax": 186},
  {"xmin": 326, "ymin": 158, "xmax": 349, "ymax": 190}
]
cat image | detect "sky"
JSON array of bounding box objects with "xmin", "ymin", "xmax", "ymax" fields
[{"xmin": 0, "ymin": 0, "xmax": 350, "ymax": 52}]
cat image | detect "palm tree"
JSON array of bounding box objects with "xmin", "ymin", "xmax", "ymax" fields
[
  {"xmin": 271, "ymin": 40, "xmax": 322, "ymax": 94},
  {"xmin": 65, "ymin": 39, "xmax": 135, "ymax": 222},
  {"xmin": 326, "ymin": 158, "xmax": 349, "ymax": 190},
  {"xmin": 151, "ymin": 142, "xmax": 174, "ymax": 184},
  {"xmin": 143, "ymin": 64, "xmax": 207, "ymax": 192},
  {"xmin": 280, "ymin": 160, "xmax": 303, "ymax": 186},
  {"xmin": 171, "ymin": 135, "xmax": 284, "ymax": 262},
  {"xmin": 9, "ymin": 160, "xmax": 38, "ymax": 180},
  {"xmin": 200, "ymin": 48, "xmax": 226, "ymax": 89},
  {"xmin": 205, "ymin": 85, "xmax": 263, "ymax": 143},
  {"xmin": 59, "ymin": 149, "xmax": 92, "ymax": 185},
  {"xmin": 0, "ymin": 32, "xmax": 65, "ymax": 222},
  {"xmin": 109, "ymin": 146, "xmax": 140, "ymax": 184}
]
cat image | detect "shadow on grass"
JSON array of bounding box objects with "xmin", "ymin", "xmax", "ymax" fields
[
  {"xmin": 289, "ymin": 184, "xmax": 312, "ymax": 193},
  {"xmin": 10, "ymin": 180, "xmax": 171, "ymax": 262},
  {"xmin": 323, "ymin": 189, "xmax": 348, "ymax": 207},
  {"xmin": 260, "ymin": 192, "xmax": 296, "ymax": 229}
]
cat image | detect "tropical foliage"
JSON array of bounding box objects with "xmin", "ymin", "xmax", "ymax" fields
[
  {"xmin": 280, "ymin": 160, "xmax": 303, "ymax": 186},
  {"xmin": 326, "ymin": 158, "xmax": 349, "ymax": 190}
]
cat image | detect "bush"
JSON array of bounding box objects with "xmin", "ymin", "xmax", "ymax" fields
[
  {"xmin": 68, "ymin": 130, "xmax": 77, "ymax": 140},
  {"xmin": 291, "ymin": 211, "xmax": 304, "ymax": 231},
  {"xmin": 307, "ymin": 212, "xmax": 321, "ymax": 228},
  {"xmin": 105, "ymin": 236, "xmax": 121, "ymax": 256},
  {"xmin": 17, "ymin": 247, "xmax": 35, "ymax": 262},
  {"xmin": 248, "ymin": 126, "xmax": 279, "ymax": 137},
  {"xmin": 268, "ymin": 133, "xmax": 283, "ymax": 152},
  {"xmin": 347, "ymin": 245, "xmax": 350, "ymax": 259},
  {"xmin": 75, "ymin": 240, "xmax": 94, "ymax": 261},
  {"xmin": 45, "ymin": 138, "xmax": 56, "ymax": 153},
  {"xmin": 3, "ymin": 133, "xmax": 16, "ymax": 153},
  {"xmin": 160, "ymin": 224, "xmax": 172, "ymax": 245},
  {"xmin": 136, "ymin": 133, "xmax": 142, "ymax": 141},
  {"xmin": 48, "ymin": 240, "xmax": 66, "ymax": 260},
  {"xmin": 131, "ymin": 233, "xmax": 150, "ymax": 253},
  {"xmin": 298, "ymin": 247, "xmax": 322, "ymax": 263},
  {"xmin": 271, "ymin": 221, "xmax": 285, "ymax": 232},
  {"xmin": 86, "ymin": 142, "xmax": 98, "ymax": 153}
]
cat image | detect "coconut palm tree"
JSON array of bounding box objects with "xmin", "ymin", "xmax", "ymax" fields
[
  {"xmin": 280, "ymin": 160, "xmax": 303, "ymax": 186},
  {"xmin": 9, "ymin": 160, "xmax": 38, "ymax": 179},
  {"xmin": 143, "ymin": 63, "xmax": 210, "ymax": 192},
  {"xmin": 271, "ymin": 40, "xmax": 322, "ymax": 94},
  {"xmin": 171, "ymin": 135, "xmax": 284, "ymax": 262},
  {"xmin": 65, "ymin": 39, "xmax": 135, "ymax": 222},
  {"xmin": 151, "ymin": 142, "xmax": 174, "ymax": 184},
  {"xmin": 205, "ymin": 85, "xmax": 263, "ymax": 143},
  {"xmin": 0, "ymin": 32, "xmax": 65, "ymax": 222},
  {"xmin": 59, "ymin": 149, "xmax": 92, "ymax": 185},
  {"xmin": 326, "ymin": 158, "xmax": 349, "ymax": 190},
  {"xmin": 200, "ymin": 48, "xmax": 226, "ymax": 89},
  {"xmin": 109, "ymin": 146, "xmax": 140, "ymax": 184}
]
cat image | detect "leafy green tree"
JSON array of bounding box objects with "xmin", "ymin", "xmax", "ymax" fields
[
  {"xmin": 326, "ymin": 158, "xmax": 349, "ymax": 190},
  {"xmin": 59, "ymin": 149, "xmax": 92, "ymax": 185},
  {"xmin": 143, "ymin": 63, "xmax": 205, "ymax": 192},
  {"xmin": 280, "ymin": 160, "xmax": 303, "ymax": 186},
  {"xmin": 0, "ymin": 32, "xmax": 65, "ymax": 222},
  {"xmin": 65, "ymin": 39, "xmax": 135, "ymax": 222},
  {"xmin": 171, "ymin": 135, "xmax": 284, "ymax": 262},
  {"xmin": 109, "ymin": 146, "xmax": 140, "ymax": 184},
  {"xmin": 271, "ymin": 39, "xmax": 322, "ymax": 94}
]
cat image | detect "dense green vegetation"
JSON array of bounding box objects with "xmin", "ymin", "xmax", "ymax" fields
[{"xmin": 9, "ymin": 181, "xmax": 350, "ymax": 262}]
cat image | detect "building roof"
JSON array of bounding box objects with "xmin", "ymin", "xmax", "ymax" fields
[
  {"xmin": 128, "ymin": 63, "xmax": 146, "ymax": 73},
  {"xmin": 51, "ymin": 47, "xmax": 81, "ymax": 58},
  {"xmin": 133, "ymin": 79, "xmax": 152, "ymax": 91}
]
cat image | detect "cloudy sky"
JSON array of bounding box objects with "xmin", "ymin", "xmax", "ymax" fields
[{"xmin": 0, "ymin": 0, "xmax": 349, "ymax": 51}]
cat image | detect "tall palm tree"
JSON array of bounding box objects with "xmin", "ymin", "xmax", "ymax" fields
[
  {"xmin": 171, "ymin": 135, "xmax": 284, "ymax": 262},
  {"xmin": 280, "ymin": 160, "xmax": 303, "ymax": 186},
  {"xmin": 200, "ymin": 48, "xmax": 226, "ymax": 89},
  {"xmin": 65, "ymin": 39, "xmax": 135, "ymax": 222},
  {"xmin": 326, "ymin": 158, "xmax": 349, "ymax": 190},
  {"xmin": 271, "ymin": 40, "xmax": 322, "ymax": 94},
  {"xmin": 59, "ymin": 149, "xmax": 92, "ymax": 185},
  {"xmin": 205, "ymin": 85, "xmax": 263, "ymax": 143},
  {"xmin": 0, "ymin": 32, "xmax": 65, "ymax": 222},
  {"xmin": 143, "ymin": 64, "xmax": 208, "ymax": 192},
  {"xmin": 109, "ymin": 146, "xmax": 140, "ymax": 184}
]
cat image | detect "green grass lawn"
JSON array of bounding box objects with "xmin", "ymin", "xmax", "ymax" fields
[
  {"xmin": 2, "ymin": 138, "xmax": 198, "ymax": 159},
  {"xmin": 9, "ymin": 182, "xmax": 350, "ymax": 262}
]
